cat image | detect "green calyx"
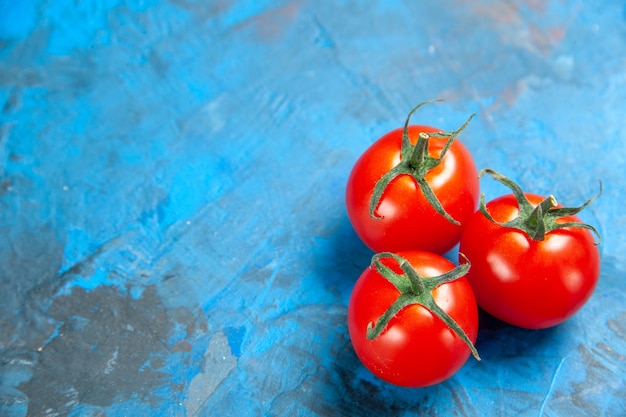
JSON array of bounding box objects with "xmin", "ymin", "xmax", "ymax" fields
[
  {"xmin": 366, "ymin": 252, "xmax": 480, "ymax": 361},
  {"xmin": 479, "ymin": 168, "xmax": 602, "ymax": 244},
  {"xmin": 369, "ymin": 99, "xmax": 475, "ymax": 224}
]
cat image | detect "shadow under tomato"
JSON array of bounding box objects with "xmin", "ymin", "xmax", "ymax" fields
[
  {"xmin": 310, "ymin": 209, "xmax": 374, "ymax": 307},
  {"xmin": 474, "ymin": 306, "xmax": 565, "ymax": 360}
]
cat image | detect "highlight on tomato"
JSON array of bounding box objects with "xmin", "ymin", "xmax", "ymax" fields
[
  {"xmin": 347, "ymin": 250, "xmax": 480, "ymax": 388},
  {"xmin": 345, "ymin": 99, "xmax": 479, "ymax": 254},
  {"xmin": 459, "ymin": 169, "xmax": 602, "ymax": 329}
]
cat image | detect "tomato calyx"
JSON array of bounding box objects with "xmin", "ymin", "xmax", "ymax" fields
[
  {"xmin": 369, "ymin": 99, "xmax": 475, "ymax": 224},
  {"xmin": 479, "ymin": 168, "xmax": 602, "ymax": 243},
  {"xmin": 366, "ymin": 252, "xmax": 480, "ymax": 360}
]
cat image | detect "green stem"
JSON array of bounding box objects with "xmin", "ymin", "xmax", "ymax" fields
[
  {"xmin": 369, "ymin": 100, "xmax": 475, "ymax": 224},
  {"xmin": 479, "ymin": 169, "xmax": 602, "ymax": 244},
  {"xmin": 526, "ymin": 195, "xmax": 558, "ymax": 240},
  {"xmin": 408, "ymin": 132, "xmax": 431, "ymax": 168},
  {"xmin": 366, "ymin": 252, "xmax": 480, "ymax": 361},
  {"xmin": 400, "ymin": 99, "xmax": 444, "ymax": 160}
]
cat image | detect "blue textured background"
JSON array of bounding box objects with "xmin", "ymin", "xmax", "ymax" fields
[{"xmin": 1, "ymin": 1, "xmax": 625, "ymax": 416}]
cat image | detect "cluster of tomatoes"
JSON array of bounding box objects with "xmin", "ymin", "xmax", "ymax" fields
[{"xmin": 344, "ymin": 100, "xmax": 602, "ymax": 388}]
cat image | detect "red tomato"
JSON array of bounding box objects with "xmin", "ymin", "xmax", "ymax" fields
[
  {"xmin": 459, "ymin": 170, "xmax": 601, "ymax": 329},
  {"xmin": 348, "ymin": 250, "xmax": 479, "ymax": 388},
  {"xmin": 345, "ymin": 105, "xmax": 479, "ymax": 254}
]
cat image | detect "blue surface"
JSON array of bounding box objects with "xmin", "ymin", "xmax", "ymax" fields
[{"xmin": 1, "ymin": 1, "xmax": 625, "ymax": 416}]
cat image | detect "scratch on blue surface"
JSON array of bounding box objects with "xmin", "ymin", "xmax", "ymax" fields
[
  {"xmin": 311, "ymin": 13, "xmax": 336, "ymax": 49},
  {"xmin": 538, "ymin": 355, "xmax": 568, "ymax": 416},
  {"xmin": 251, "ymin": 238, "xmax": 290, "ymax": 310}
]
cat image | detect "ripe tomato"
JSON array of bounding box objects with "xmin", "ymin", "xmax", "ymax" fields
[
  {"xmin": 345, "ymin": 101, "xmax": 479, "ymax": 254},
  {"xmin": 459, "ymin": 169, "xmax": 601, "ymax": 329},
  {"xmin": 348, "ymin": 250, "xmax": 479, "ymax": 388}
]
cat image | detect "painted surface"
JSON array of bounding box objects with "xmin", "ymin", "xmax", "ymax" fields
[{"xmin": 1, "ymin": 1, "xmax": 625, "ymax": 416}]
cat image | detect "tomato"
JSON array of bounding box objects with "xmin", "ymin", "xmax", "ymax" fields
[
  {"xmin": 347, "ymin": 250, "xmax": 479, "ymax": 388},
  {"xmin": 459, "ymin": 169, "xmax": 601, "ymax": 329},
  {"xmin": 345, "ymin": 101, "xmax": 479, "ymax": 254}
]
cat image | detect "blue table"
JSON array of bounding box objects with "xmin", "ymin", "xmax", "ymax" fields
[{"xmin": 1, "ymin": 1, "xmax": 625, "ymax": 416}]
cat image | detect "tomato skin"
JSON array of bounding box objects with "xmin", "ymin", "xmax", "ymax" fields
[
  {"xmin": 459, "ymin": 193, "xmax": 601, "ymax": 329},
  {"xmin": 345, "ymin": 125, "xmax": 479, "ymax": 254},
  {"xmin": 347, "ymin": 250, "xmax": 479, "ymax": 388}
]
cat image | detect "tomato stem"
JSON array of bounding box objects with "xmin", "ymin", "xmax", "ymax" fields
[
  {"xmin": 479, "ymin": 169, "xmax": 602, "ymax": 244},
  {"xmin": 367, "ymin": 252, "xmax": 481, "ymax": 361},
  {"xmin": 408, "ymin": 133, "xmax": 430, "ymax": 169},
  {"xmin": 369, "ymin": 100, "xmax": 475, "ymax": 225}
]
